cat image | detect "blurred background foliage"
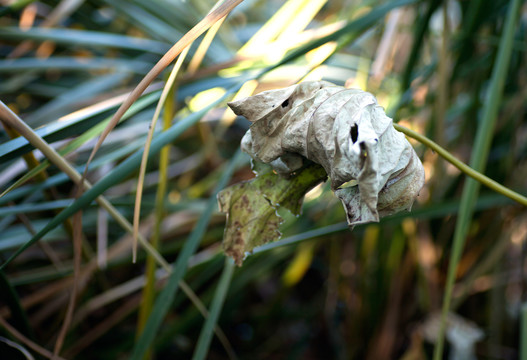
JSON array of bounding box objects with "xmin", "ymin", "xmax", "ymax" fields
[{"xmin": 0, "ymin": 0, "xmax": 526, "ymax": 359}]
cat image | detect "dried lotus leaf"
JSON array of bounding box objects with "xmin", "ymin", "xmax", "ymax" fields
[
  {"xmin": 229, "ymin": 81, "xmax": 425, "ymax": 225},
  {"xmin": 220, "ymin": 80, "xmax": 425, "ymax": 264}
]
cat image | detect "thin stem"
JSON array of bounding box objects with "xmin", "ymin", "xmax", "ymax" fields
[
  {"xmin": 393, "ymin": 123, "xmax": 527, "ymax": 207},
  {"xmin": 0, "ymin": 314, "xmax": 66, "ymax": 360},
  {"xmin": 135, "ymin": 78, "xmax": 175, "ymax": 360},
  {"xmin": 133, "ymin": 45, "xmax": 190, "ymax": 262}
]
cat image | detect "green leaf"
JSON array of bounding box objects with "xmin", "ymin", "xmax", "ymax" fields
[{"xmin": 218, "ymin": 162, "xmax": 327, "ymax": 265}]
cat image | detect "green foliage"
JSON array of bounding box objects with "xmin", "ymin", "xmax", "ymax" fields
[{"xmin": 219, "ymin": 161, "xmax": 327, "ymax": 265}]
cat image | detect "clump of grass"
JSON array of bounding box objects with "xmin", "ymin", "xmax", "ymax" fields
[{"xmin": 0, "ymin": 0, "xmax": 526, "ymax": 359}]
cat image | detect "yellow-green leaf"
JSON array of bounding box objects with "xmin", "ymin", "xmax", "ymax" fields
[{"xmin": 218, "ymin": 162, "xmax": 326, "ymax": 265}]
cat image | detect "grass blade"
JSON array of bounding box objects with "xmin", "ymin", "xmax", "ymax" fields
[
  {"xmin": 0, "ymin": 88, "xmax": 160, "ymax": 164},
  {"xmin": 83, "ymin": 0, "xmax": 245, "ymax": 178},
  {"xmin": 133, "ymin": 46, "xmax": 190, "ymax": 261},
  {"xmin": 0, "ymin": 57, "xmax": 152, "ymax": 74},
  {"xmin": 192, "ymin": 259, "xmax": 236, "ymax": 360},
  {"xmin": 258, "ymin": 0, "xmax": 420, "ymax": 78},
  {"xmin": 0, "ymin": 86, "xmax": 237, "ymax": 269},
  {"xmin": 136, "ymin": 59, "xmax": 181, "ymax": 359},
  {"xmin": 400, "ymin": 0, "xmax": 441, "ymax": 91},
  {"xmin": 133, "ymin": 0, "xmax": 234, "ymax": 263},
  {"xmin": 433, "ymin": 0, "xmax": 523, "ymax": 358},
  {"xmin": 0, "ymin": 27, "xmax": 170, "ymax": 54},
  {"xmin": 130, "ymin": 149, "xmax": 245, "ymax": 360},
  {"xmin": 0, "ymin": 92, "xmax": 159, "ymax": 198}
]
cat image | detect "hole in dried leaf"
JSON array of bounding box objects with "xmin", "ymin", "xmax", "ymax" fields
[
  {"xmin": 223, "ymin": 80, "xmax": 426, "ymax": 259},
  {"xmin": 359, "ymin": 142, "xmax": 368, "ymax": 159},
  {"xmin": 350, "ymin": 124, "xmax": 358, "ymax": 144}
]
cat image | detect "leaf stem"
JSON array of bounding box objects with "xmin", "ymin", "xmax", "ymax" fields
[{"xmin": 393, "ymin": 123, "xmax": 527, "ymax": 207}]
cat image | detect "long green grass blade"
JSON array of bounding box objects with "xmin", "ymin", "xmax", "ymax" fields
[
  {"xmin": 136, "ymin": 72, "xmax": 177, "ymax": 357},
  {"xmin": 105, "ymin": 0, "xmax": 184, "ymax": 43},
  {"xmin": 0, "ymin": 57, "xmax": 152, "ymax": 74},
  {"xmin": 130, "ymin": 149, "xmax": 245, "ymax": 360},
  {"xmin": 0, "ymin": 140, "xmax": 142, "ymax": 207},
  {"xmin": 433, "ymin": 0, "xmax": 523, "ymax": 358},
  {"xmin": 400, "ymin": 0, "xmax": 441, "ymax": 91},
  {"xmin": 253, "ymin": 191, "xmax": 516, "ymax": 257},
  {"xmin": 0, "ymin": 88, "xmax": 239, "ymax": 270},
  {"xmin": 27, "ymin": 73, "xmax": 130, "ymax": 127},
  {"xmin": 0, "ymin": 93, "xmax": 158, "ymax": 198},
  {"xmin": 0, "ymin": 27, "xmax": 170, "ymax": 54},
  {"xmin": 192, "ymin": 259, "xmax": 235, "ymax": 360},
  {"xmin": 0, "ymin": 90, "xmax": 160, "ymax": 163},
  {"xmin": 0, "ymin": 199, "xmax": 73, "ymax": 216}
]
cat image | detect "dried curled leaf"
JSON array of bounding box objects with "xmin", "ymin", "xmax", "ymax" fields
[
  {"xmin": 220, "ymin": 81, "xmax": 425, "ymax": 265},
  {"xmin": 229, "ymin": 80, "xmax": 425, "ymax": 223}
]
